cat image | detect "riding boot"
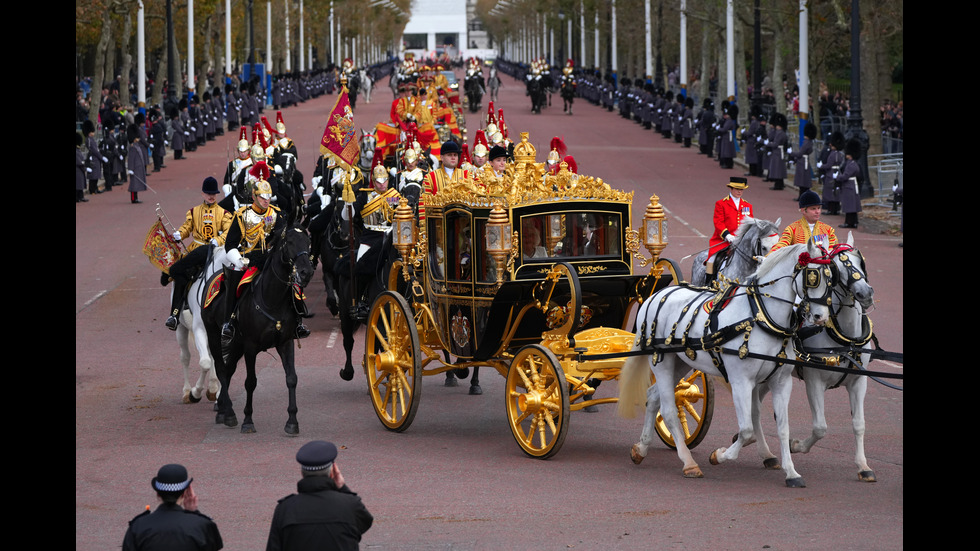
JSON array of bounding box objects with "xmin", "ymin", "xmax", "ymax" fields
[
  {"xmin": 166, "ymin": 276, "xmax": 189, "ymax": 331},
  {"xmin": 222, "ymin": 268, "xmax": 244, "ymax": 342}
]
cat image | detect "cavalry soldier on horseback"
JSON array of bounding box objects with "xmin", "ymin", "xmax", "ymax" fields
[
  {"xmin": 705, "ymin": 176, "xmax": 754, "ymax": 285},
  {"xmin": 340, "ymin": 161, "xmax": 405, "ymax": 320},
  {"xmin": 396, "ymin": 146, "xmax": 427, "ymax": 217},
  {"xmin": 164, "ymin": 176, "xmax": 234, "ymax": 330},
  {"xmin": 221, "ymin": 170, "xmax": 310, "ymax": 341}
]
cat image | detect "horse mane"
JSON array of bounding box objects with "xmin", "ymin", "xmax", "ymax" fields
[{"xmin": 751, "ymin": 243, "xmax": 805, "ymax": 282}]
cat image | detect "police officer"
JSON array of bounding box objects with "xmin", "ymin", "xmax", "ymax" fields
[
  {"xmin": 122, "ymin": 464, "xmax": 223, "ymax": 551},
  {"xmin": 266, "ymin": 441, "xmax": 373, "ymax": 551}
]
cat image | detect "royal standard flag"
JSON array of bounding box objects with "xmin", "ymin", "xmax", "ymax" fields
[{"xmin": 319, "ymin": 86, "xmax": 359, "ymax": 171}]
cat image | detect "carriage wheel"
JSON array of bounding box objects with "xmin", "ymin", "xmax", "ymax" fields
[
  {"xmin": 505, "ymin": 344, "xmax": 570, "ymax": 459},
  {"xmin": 654, "ymin": 370, "xmax": 715, "ymax": 450},
  {"xmin": 365, "ymin": 291, "xmax": 422, "ymax": 432}
]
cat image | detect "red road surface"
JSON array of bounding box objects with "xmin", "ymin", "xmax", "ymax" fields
[{"xmin": 77, "ymin": 68, "xmax": 902, "ymax": 550}]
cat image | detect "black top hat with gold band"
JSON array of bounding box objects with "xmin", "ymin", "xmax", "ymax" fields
[{"xmin": 728, "ymin": 176, "xmax": 749, "ymax": 190}]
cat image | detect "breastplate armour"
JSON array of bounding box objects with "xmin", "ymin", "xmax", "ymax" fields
[{"xmin": 241, "ymin": 207, "xmax": 277, "ymax": 252}]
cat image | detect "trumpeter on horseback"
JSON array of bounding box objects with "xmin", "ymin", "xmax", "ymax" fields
[
  {"xmin": 220, "ymin": 169, "xmax": 310, "ymax": 341},
  {"xmin": 164, "ymin": 176, "xmax": 234, "ymax": 330}
]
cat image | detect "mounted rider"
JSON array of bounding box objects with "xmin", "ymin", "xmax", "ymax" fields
[
  {"xmin": 164, "ymin": 176, "xmax": 234, "ymax": 330},
  {"xmin": 220, "ymin": 164, "xmax": 310, "ymax": 341},
  {"xmin": 705, "ymin": 176, "xmax": 754, "ymax": 285},
  {"xmin": 339, "ymin": 159, "xmax": 404, "ymax": 320},
  {"xmin": 770, "ymin": 190, "xmax": 838, "ymax": 252}
]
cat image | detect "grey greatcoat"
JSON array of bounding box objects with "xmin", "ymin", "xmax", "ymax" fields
[
  {"xmin": 789, "ymin": 137, "xmax": 814, "ymax": 191},
  {"xmin": 127, "ymin": 141, "xmax": 148, "ymax": 193},
  {"xmin": 766, "ymin": 128, "xmax": 788, "ymax": 180},
  {"xmin": 820, "ymin": 149, "xmax": 844, "ymax": 205},
  {"xmin": 86, "ymin": 133, "xmax": 103, "ymax": 181},
  {"xmin": 718, "ymin": 117, "xmax": 737, "ymax": 160},
  {"xmin": 834, "ymin": 158, "xmax": 862, "ymax": 214}
]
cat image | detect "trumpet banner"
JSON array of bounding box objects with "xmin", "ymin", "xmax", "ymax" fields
[{"xmin": 142, "ymin": 218, "xmax": 183, "ymax": 274}]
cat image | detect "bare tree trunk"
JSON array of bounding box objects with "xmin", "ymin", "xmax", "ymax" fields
[
  {"xmin": 152, "ymin": 48, "xmax": 167, "ymax": 106},
  {"xmin": 771, "ymin": 17, "xmax": 786, "ymax": 116},
  {"xmin": 734, "ymin": 12, "xmax": 747, "ymax": 122},
  {"xmin": 89, "ymin": 5, "xmax": 114, "ymax": 124},
  {"xmin": 119, "ymin": 10, "xmax": 133, "ymax": 109},
  {"xmin": 698, "ymin": 18, "xmax": 710, "ymax": 102}
]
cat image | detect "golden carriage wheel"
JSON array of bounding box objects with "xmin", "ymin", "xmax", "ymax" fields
[
  {"xmin": 654, "ymin": 370, "xmax": 715, "ymax": 450},
  {"xmin": 505, "ymin": 344, "xmax": 570, "ymax": 459},
  {"xmin": 365, "ymin": 291, "xmax": 422, "ymax": 432}
]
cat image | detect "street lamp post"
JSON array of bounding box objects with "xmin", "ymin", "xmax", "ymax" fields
[{"xmin": 845, "ymin": 0, "xmax": 872, "ymax": 198}]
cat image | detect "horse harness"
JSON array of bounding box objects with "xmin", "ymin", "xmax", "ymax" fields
[
  {"xmin": 637, "ymin": 248, "xmax": 840, "ymax": 384},
  {"xmin": 793, "ymin": 244, "xmax": 874, "ymax": 389}
]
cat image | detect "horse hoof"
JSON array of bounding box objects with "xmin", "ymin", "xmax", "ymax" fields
[
  {"xmin": 182, "ymin": 394, "xmax": 192, "ymax": 405},
  {"xmin": 241, "ymin": 423, "xmax": 256, "ymax": 434},
  {"xmin": 213, "ymin": 402, "xmax": 219, "ymax": 412},
  {"xmin": 284, "ymin": 423, "xmax": 299, "ymax": 436},
  {"xmin": 340, "ymin": 367, "xmax": 354, "ymax": 381},
  {"xmin": 222, "ymin": 414, "xmax": 238, "ymax": 428},
  {"xmin": 630, "ymin": 444, "xmax": 645, "ymax": 464},
  {"xmin": 709, "ymin": 450, "xmax": 721, "ymax": 465},
  {"xmin": 188, "ymin": 392, "xmax": 202, "ymax": 404},
  {"xmin": 763, "ymin": 457, "xmax": 781, "ymax": 470},
  {"xmin": 468, "ymin": 384, "xmax": 483, "ymax": 395},
  {"xmin": 683, "ymin": 466, "xmax": 704, "ymax": 478},
  {"xmin": 207, "ymin": 391, "xmax": 218, "ymax": 402},
  {"xmin": 858, "ymin": 470, "xmax": 877, "ymax": 483},
  {"xmin": 785, "ymin": 477, "xmax": 806, "ymax": 488},
  {"xmin": 444, "ymin": 375, "xmax": 459, "ymax": 387}
]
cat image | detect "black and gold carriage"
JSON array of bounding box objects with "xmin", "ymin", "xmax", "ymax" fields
[{"xmin": 365, "ymin": 132, "xmax": 714, "ymax": 458}]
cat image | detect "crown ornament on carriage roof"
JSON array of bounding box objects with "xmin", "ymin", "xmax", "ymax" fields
[{"xmin": 426, "ymin": 131, "xmax": 633, "ymax": 209}]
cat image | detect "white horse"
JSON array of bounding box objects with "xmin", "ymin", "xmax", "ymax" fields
[
  {"xmin": 359, "ymin": 69, "xmax": 373, "ymax": 104},
  {"xmin": 690, "ymin": 216, "xmax": 781, "ymax": 287},
  {"xmin": 174, "ymin": 245, "xmax": 225, "ymax": 404},
  {"xmin": 618, "ymin": 240, "xmax": 834, "ymax": 487},
  {"xmin": 488, "ymin": 65, "xmax": 501, "ymax": 102},
  {"xmin": 754, "ymin": 233, "xmax": 879, "ymax": 481},
  {"xmin": 358, "ymin": 129, "xmax": 377, "ymax": 171}
]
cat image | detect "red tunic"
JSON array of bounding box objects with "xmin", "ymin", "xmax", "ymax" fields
[{"xmin": 708, "ymin": 195, "xmax": 754, "ymax": 257}]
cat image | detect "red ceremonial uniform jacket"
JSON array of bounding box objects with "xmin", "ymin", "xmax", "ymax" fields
[
  {"xmin": 708, "ymin": 195, "xmax": 754, "ymax": 257},
  {"xmin": 419, "ymin": 166, "xmax": 469, "ymax": 220}
]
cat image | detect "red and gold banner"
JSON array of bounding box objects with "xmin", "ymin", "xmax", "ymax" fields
[
  {"xmin": 142, "ymin": 218, "xmax": 183, "ymax": 274},
  {"xmin": 319, "ymin": 87, "xmax": 359, "ymax": 171}
]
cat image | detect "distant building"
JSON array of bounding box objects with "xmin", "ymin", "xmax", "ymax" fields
[{"xmin": 401, "ymin": 0, "xmax": 492, "ymax": 60}]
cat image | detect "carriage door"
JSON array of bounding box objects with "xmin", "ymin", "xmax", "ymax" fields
[{"xmin": 445, "ymin": 209, "xmax": 475, "ymax": 357}]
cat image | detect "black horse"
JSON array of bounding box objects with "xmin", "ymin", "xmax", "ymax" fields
[
  {"xmin": 202, "ymin": 226, "xmax": 315, "ymax": 435},
  {"xmin": 527, "ymin": 76, "xmax": 546, "ymax": 114},
  {"xmin": 465, "ymin": 72, "xmax": 484, "ymax": 113}
]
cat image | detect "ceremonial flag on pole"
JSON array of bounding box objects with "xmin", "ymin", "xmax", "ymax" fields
[
  {"xmin": 319, "ymin": 86, "xmax": 359, "ymax": 171},
  {"xmin": 142, "ymin": 218, "xmax": 183, "ymax": 274}
]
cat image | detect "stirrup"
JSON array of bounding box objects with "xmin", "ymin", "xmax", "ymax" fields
[
  {"xmin": 221, "ymin": 322, "xmax": 235, "ymax": 343},
  {"xmin": 296, "ymin": 323, "xmax": 310, "ymax": 339},
  {"xmin": 165, "ymin": 315, "xmax": 179, "ymax": 331}
]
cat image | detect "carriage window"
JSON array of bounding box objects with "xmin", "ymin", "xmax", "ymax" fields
[
  {"xmin": 476, "ymin": 220, "xmax": 497, "ymax": 283},
  {"xmin": 445, "ymin": 211, "xmax": 472, "ymax": 281},
  {"xmin": 520, "ymin": 212, "xmax": 621, "ymax": 259},
  {"xmin": 428, "ymin": 217, "xmax": 445, "ymax": 280}
]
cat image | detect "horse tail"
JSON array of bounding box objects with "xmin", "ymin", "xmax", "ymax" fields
[{"xmin": 617, "ymin": 349, "xmax": 651, "ymax": 419}]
